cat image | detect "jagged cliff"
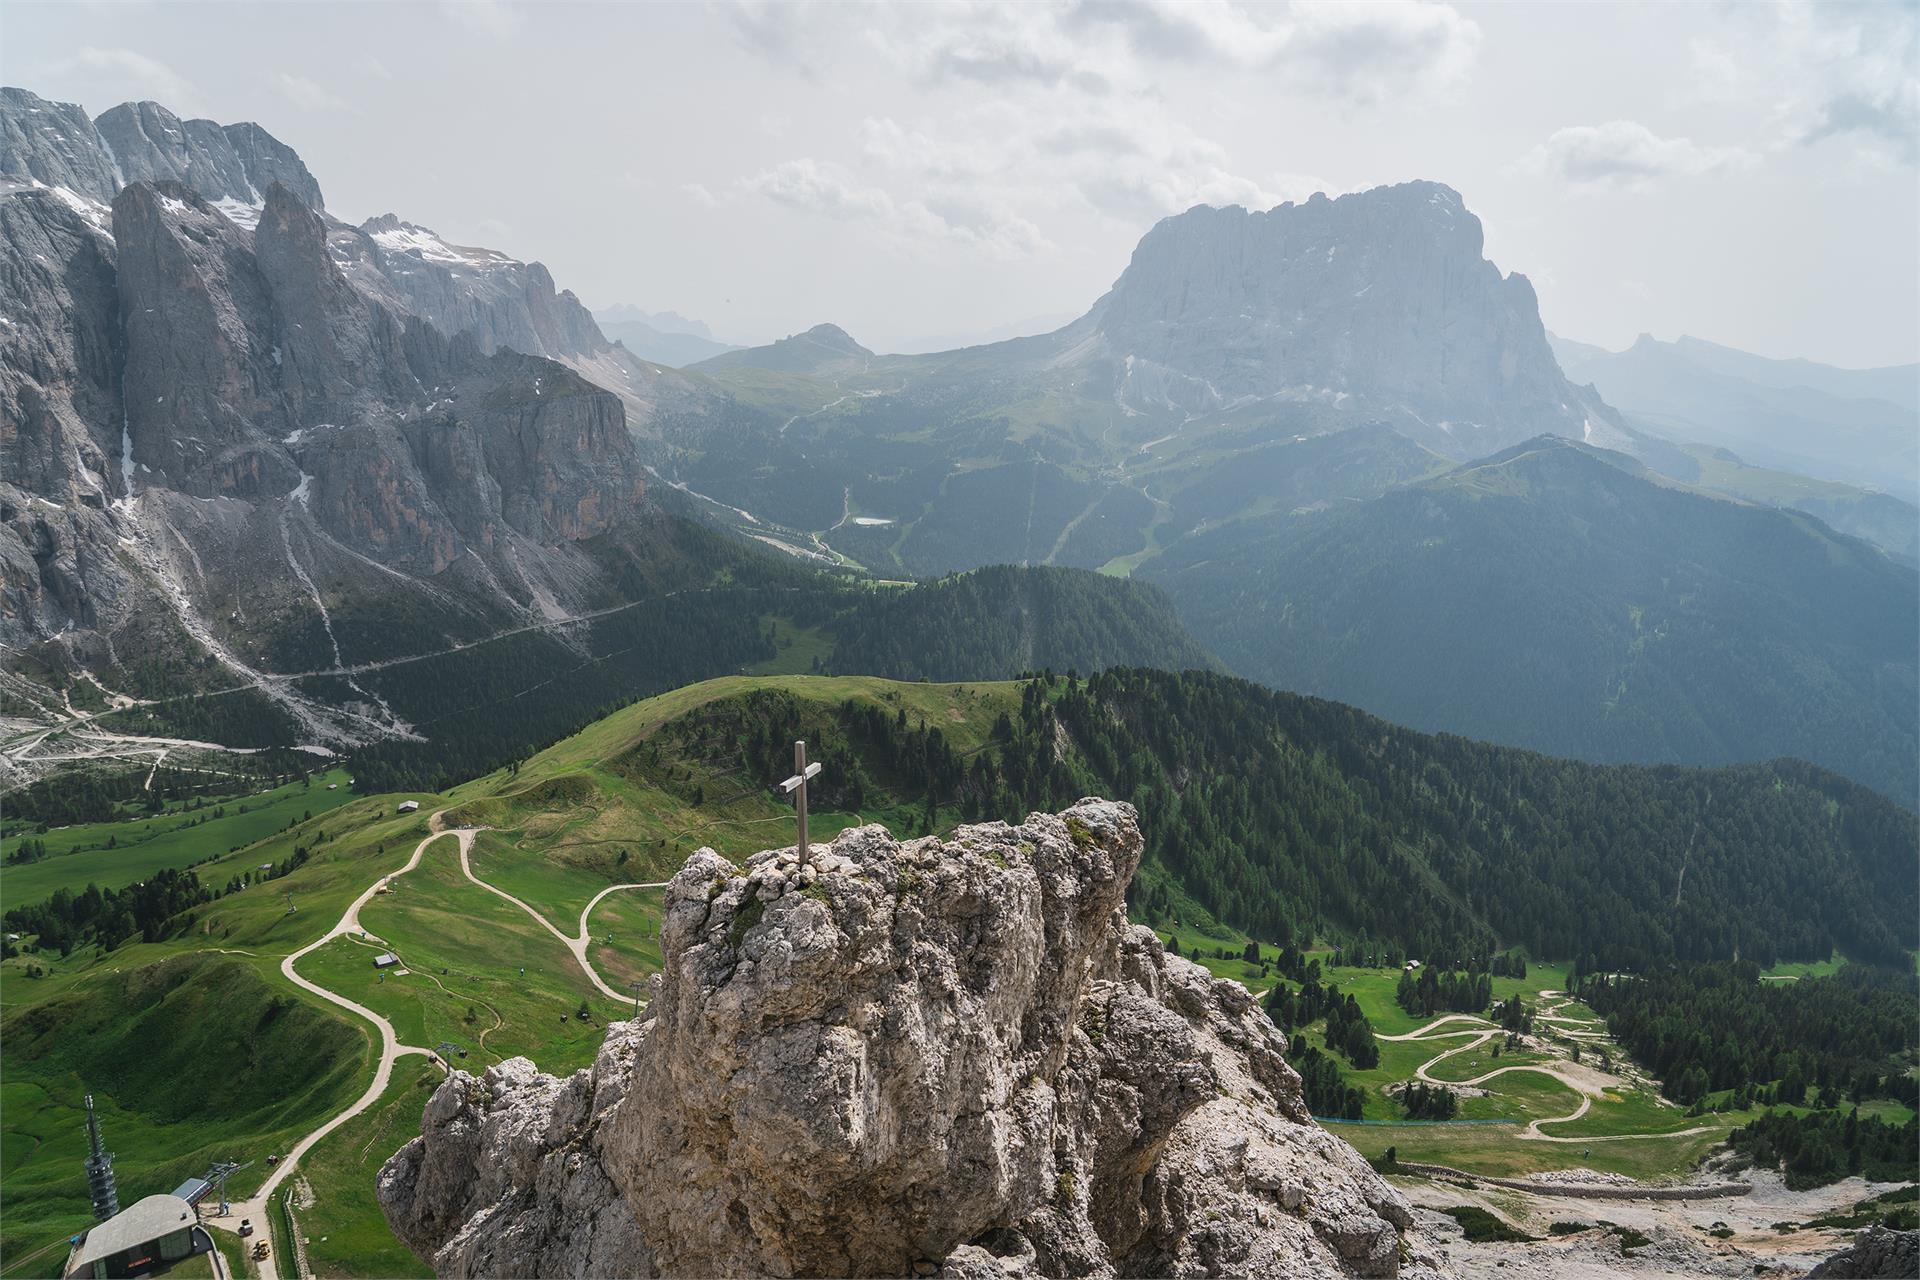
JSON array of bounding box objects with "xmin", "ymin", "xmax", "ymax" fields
[
  {"xmin": 0, "ymin": 86, "xmax": 700, "ymax": 756},
  {"xmin": 377, "ymin": 801, "xmax": 1445, "ymax": 1279},
  {"xmin": 1066, "ymin": 182, "xmax": 1629, "ymax": 461}
]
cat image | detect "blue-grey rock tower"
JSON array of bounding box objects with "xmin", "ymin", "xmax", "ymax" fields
[{"xmin": 83, "ymin": 1094, "xmax": 119, "ymax": 1222}]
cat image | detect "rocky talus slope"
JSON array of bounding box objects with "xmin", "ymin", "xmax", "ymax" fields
[{"xmin": 378, "ymin": 800, "xmax": 1446, "ymax": 1279}]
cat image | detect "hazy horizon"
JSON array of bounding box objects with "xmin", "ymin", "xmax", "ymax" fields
[{"xmin": 7, "ymin": 0, "xmax": 1917, "ymax": 365}]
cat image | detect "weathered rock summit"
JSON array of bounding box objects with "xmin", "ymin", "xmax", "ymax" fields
[{"xmin": 377, "ymin": 800, "xmax": 1447, "ymax": 1278}]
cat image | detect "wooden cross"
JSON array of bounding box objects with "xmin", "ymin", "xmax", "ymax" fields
[{"xmin": 780, "ymin": 739, "xmax": 824, "ymax": 867}]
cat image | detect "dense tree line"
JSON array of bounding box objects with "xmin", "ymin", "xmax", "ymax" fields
[
  {"xmin": 1729, "ymin": 1109, "xmax": 1918, "ymax": 1188},
  {"xmin": 344, "ymin": 555, "xmax": 1204, "ymax": 794},
  {"xmin": 1288, "ymin": 1035, "xmax": 1365, "ymax": 1120},
  {"xmin": 1397, "ymin": 968, "xmax": 1493, "ymax": 1018},
  {"xmin": 3, "ymin": 753, "xmax": 313, "ymax": 829},
  {"xmin": 1578, "ymin": 963, "xmax": 1919, "ymax": 1107},
  {"xmin": 1497, "ymin": 995, "xmax": 1534, "ymax": 1036},
  {"xmin": 944, "ymin": 669, "xmax": 1916, "ymax": 970},
  {"xmin": 4, "ymin": 868, "xmax": 212, "ymax": 955},
  {"xmin": 1264, "ymin": 975, "xmax": 1380, "ymax": 1070},
  {"xmin": 6, "ymin": 838, "xmax": 50, "ymax": 865},
  {"xmin": 818, "ymin": 566, "xmax": 1213, "ymax": 683},
  {"xmin": 637, "ymin": 689, "xmax": 968, "ymax": 830},
  {"xmin": 1401, "ymin": 1082, "xmax": 1460, "ymax": 1121}
]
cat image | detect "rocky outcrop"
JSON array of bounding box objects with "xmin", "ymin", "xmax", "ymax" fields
[
  {"xmin": 108, "ymin": 176, "xmax": 647, "ymax": 569},
  {"xmin": 1805, "ymin": 1226, "xmax": 1919, "ymax": 1278},
  {"xmin": 326, "ymin": 213, "xmax": 690, "ymax": 432},
  {"xmin": 0, "ymin": 183, "xmax": 132, "ymax": 646},
  {"xmin": 378, "ymin": 801, "xmax": 1446, "ymax": 1279},
  {"xmin": 3, "ymin": 137, "xmax": 653, "ymax": 729}
]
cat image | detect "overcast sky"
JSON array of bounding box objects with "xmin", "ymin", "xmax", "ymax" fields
[{"xmin": 8, "ymin": 0, "xmax": 1918, "ymax": 363}]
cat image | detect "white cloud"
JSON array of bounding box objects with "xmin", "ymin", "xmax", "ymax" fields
[
  {"xmin": 1518, "ymin": 121, "xmax": 1756, "ymax": 189},
  {"xmin": 713, "ymin": 2, "xmax": 1432, "ymax": 258},
  {"xmin": 440, "ymin": 0, "xmax": 519, "ymax": 41},
  {"xmin": 272, "ymin": 72, "xmax": 347, "ymax": 112},
  {"xmin": 1071, "ymin": 0, "xmax": 1481, "ymax": 104},
  {"xmin": 41, "ymin": 46, "xmax": 201, "ymax": 113},
  {"xmin": 743, "ymin": 158, "xmax": 895, "ymax": 220},
  {"xmin": 738, "ymin": 157, "xmax": 1047, "ymax": 257},
  {"xmin": 720, "ymin": 0, "xmax": 828, "ymax": 79},
  {"xmin": 730, "ymin": 2, "xmax": 1478, "ymax": 107},
  {"xmin": 858, "ymin": 100, "xmax": 1323, "ymax": 230},
  {"xmin": 1693, "ymin": 1, "xmax": 1919, "ymax": 167}
]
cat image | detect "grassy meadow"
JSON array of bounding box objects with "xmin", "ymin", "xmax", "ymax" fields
[{"xmin": 2, "ymin": 769, "xmax": 357, "ymax": 904}]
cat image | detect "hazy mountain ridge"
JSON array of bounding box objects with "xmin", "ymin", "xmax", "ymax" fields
[
  {"xmin": 1551, "ymin": 331, "xmax": 1918, "ymax": 502},
  {"xmin": 593, "ymin": 305, "xmax": 740, "ymax": 367},
  {"xmin": 1145, "ymin": 436, "xmax": 1919, "ymax": 804},
  {"xmin": 660, "ymin": 181, "xmax": 1648, "ymax": 577}
]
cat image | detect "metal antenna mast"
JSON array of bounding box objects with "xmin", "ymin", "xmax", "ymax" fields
[{"xmin": 83, "ymin": 1094, "xmax": 120, "ymax": 1223}]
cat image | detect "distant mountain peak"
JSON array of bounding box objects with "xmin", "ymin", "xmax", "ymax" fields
[
  {"xmin": 794, "ymin": 322, "xmax": 868, "ymax": 353},
  {"xmin": 595, "ymin": 304, "xmax": 717, "ymax": 340},
  {"xmin": 1070, "ymin": 179, "xmax": 1611, "ymax": 460},
  {"xmin": 693, "ymin": 321, "xmax": 872, "ymax": 374}
]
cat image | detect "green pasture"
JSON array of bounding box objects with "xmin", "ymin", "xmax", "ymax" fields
[
  {"xmin": 1, "ymin": 769, "xmax": 356, "ymax": 904},
  {"xmin": 300, "ymin": 833, "xmax": 622, "ymax": 1073}
]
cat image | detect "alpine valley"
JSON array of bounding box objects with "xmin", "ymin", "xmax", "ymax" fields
[{"xmin": 0, "ymin": 75, "xmax": 1915, "ymax": 1280}]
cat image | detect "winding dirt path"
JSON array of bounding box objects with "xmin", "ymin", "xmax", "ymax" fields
[
  {"xmin": 454, "ymin": 834, "xmax": 665, "ymax": 1001},
  {"xmin": 1385, "ymin": 1010, "xmax": 1719, "ymax": 1143},
  {"xmin": 202, "ymin": 816, "xmax": 472, "ymax": 1278}
]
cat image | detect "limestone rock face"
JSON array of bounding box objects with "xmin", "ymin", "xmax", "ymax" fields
[
  {"xmin": 1806, "ymin": 1225, "xmax": 1920, "ymax": 1279},
  {"xmin": 0, "ymin": 86, "xmax": 727, "ymax": 773},
  {"xmin": 1073, "ymin": 182, "xmax": 1627, "ymax": 461},
  {"xmin": 0, "ymin": 87, "xmax": 122, "ymax": 204},
  {"xmin": 94, "ymin": 100, "xmax": 325, "ymax": 212},
  {"xmin": 378, "ymin": 801, "xmax": 1447, "ymax": 1279}
]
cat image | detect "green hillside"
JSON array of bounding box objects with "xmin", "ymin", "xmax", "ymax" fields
[
  {"xmin": 454, "ymin": 670, "xmax": 1917, "ymax": 973},
  {"xmin": 1, "ymin": 952, "xmax": 369, "ymax": 1267},
  {"xmin": 3, "ymin": 668, "xmax": 1913, "ymax": 1271},
  {"xmin": 1146, "ymin": 437, "xmax": 1919, "ymax": 804},
  {"xmin": 445, "ymin": 676, "xmax": 1023, "ymax": 891},
  {"xmin": 334, "ymin": 539, "xmax": 1206, "ymax": 795}
]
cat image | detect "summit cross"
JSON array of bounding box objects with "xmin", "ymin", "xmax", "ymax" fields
[{"xmin": 780, "ymin": 739, "xmax": 824, "ymax": 867}]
